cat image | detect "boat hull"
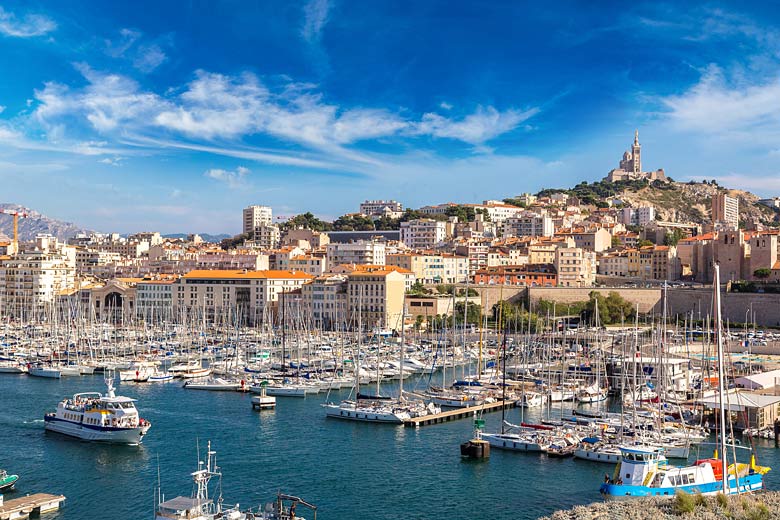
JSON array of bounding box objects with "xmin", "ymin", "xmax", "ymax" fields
[
  {"xmin": 574, "ymin": 448, "xmax": 621, "ymax": 464},
  {"xmin": 323, "ymin": 404, "xmax": 406, "ymax": 423},
  {"xmin": 600, "ymin": 474, "xmax": 764, "ymax": 497},
  {"xmin": 44, "ymin": 415, "xmax": 151, "ymax": 445},
  {"xmin": 481, "ymin": 433, "xmax": 545, "ymax": 452}
]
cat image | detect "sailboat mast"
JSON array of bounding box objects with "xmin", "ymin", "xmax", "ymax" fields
[{"xmin": 713, "ymin": 264, "xmax": 728, "ymax": 495}]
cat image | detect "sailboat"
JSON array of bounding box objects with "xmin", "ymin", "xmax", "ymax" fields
[
  {"xmin": 600, "ymin": 264, "xmax": 770, "ymax": 497},
  {"xmin": 323, "ymin": 301, "xmax": 439, "ymax": 423}
]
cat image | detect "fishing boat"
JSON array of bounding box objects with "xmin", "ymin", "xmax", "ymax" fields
[
  {"xmin": 154, "ymin": 441, "xmax": 316, "ymax": 520},
  {"xmin": 0, "ymin": 469, "xmax": 19, "ymax": 491},
  {"xmin": 600, "ymin": 265, "xmax": 770, "ymax": 497},
  {"xmin": 44, "ymin": 372, "xmax": 151, "ymax": 444}
]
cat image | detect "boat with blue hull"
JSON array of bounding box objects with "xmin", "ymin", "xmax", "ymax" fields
[{"xmin": 600, "ymin": 446, "xmax": 767, "ymax": 497}]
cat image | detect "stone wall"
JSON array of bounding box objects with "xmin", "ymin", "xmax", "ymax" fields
[{"xmin": 526, "ymin": 286, "xmax": 780, "ymax": 327}]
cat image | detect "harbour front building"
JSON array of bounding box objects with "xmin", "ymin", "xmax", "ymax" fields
[{"xmin": 174, "ymin": 269, "xmax": 314, "ymax": 325}]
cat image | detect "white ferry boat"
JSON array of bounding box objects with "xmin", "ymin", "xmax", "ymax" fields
[{"xmin": 44, "ymin": 374, "xmax": 151, "ymax": 444}]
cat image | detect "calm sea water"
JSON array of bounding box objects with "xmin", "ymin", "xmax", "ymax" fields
[{"xmin": 2, "ymin": 373, "xmax": 780, "ymax": 520}]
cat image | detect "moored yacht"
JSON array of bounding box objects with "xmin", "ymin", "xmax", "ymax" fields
[{"xmin": 44, "ymin": 374, "xmax": 151, "ymax": 444}]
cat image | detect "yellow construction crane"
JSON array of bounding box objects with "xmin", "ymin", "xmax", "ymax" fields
[{"xmin": 0, "ymin": 209, "xmax": 28, "ymax": 254}]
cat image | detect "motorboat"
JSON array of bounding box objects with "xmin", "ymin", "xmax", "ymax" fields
[{"xmin": 44, "ymin": 373, "xmax": 151, "ymax": 444}]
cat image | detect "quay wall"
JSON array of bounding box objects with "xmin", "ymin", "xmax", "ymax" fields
[{"xmin": 526, "ymin": 287, "xmax": 780, "ymax": 327}]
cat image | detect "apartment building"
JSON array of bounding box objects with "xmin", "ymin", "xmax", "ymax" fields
[
  {"xmin": 242, "ymin": 205, "xmax": 273, "ymax": 235},
  {"xmin": 400, "ymin": 219, "xmax": 447, "ymax": 249},
  {"xmin": 289, "ymin": 254, "xmax": 327, "ymax": 276},
  {"xmin": 326, "ymin": 241, "xmax": 386, "ymax": 267},
  {"xmin": 359, "ymin": 200, "xmax": 404, "ymax": 219},
  {"xmin": 385, "ymin": 252, "xmax": 469, "ymax": 284},
  {"xmin": 474, "ymin": 264, "xmax": 557, "ymax": 286},
  {"xmin": 0, "ymin": 237, "xmax": 77, "ymax": 315},
  {"xmin": 554, "ymin": 247, "xmax": 596, "ymax": 287},
  {"xmin": 502, "ymin": 214, "xmax": 554, "ymax": 238},
  {"xmin": 174, "ymin": 269, "xmax": 314, "ymax": 323},
  {"xmin": 135, "ymin": 275, "xmax": 178, "ymax": 319},
  {"xmin": 712, "ymin": 193, "xmax": 739, "ymax": 229},
  {"xmin": 620, "ymin": 206, "xmax": 656, "ymax": 226},
  {"xmin": 300, "ymin": 274, "xmax": 348, "ymax": 328},
  {"xmin": 346, "ymin": 269, "xmax": 406, "ymax": 331}
]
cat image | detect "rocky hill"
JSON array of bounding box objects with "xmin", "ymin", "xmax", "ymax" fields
[
  {"xmin": 0, "ymin": 203, "xmax": 92, "ymax": 242},
  {"xmin": 537, "ymin": 180, "xmax": 779, "ymax": 227}
]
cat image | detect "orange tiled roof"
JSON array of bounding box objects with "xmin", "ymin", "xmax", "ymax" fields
[{"xmin": 183, "ymin": 269, "xmax": 314, "ymax": 280}]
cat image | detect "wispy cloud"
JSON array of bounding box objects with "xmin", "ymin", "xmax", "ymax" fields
[
  {"xmin": 104, "ymin": 28, "xmax": 168, "ymax": 73},
  {"xmin": 0, "ymin": 6, "xmax": 56, "ymax": 38},
  {"xmin": 414, "ymin": 106, "xmax": 539, "ymax": 145},
  {"xmin": 301, "ymin": 0, "xmax": 331, "ymax": 43},
  {"xmin": 24, "ymin": 64, "xmax": 531, "ymax": 168},
  {"xmin": 204, "ymin": 166, "xmax": 249, "ymax": 188},
  {"xmin": 661, "ymin": 64, "xmax": 780, "ymax": 140}
]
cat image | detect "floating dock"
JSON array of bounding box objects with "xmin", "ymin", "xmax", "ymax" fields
[
  {"xmin": 403, "ymin": 400, "xmax": 515, "ymax": 427},
  {"xmin": 0, "ymin": 493, "xmax": 66, "ymax": 520}
]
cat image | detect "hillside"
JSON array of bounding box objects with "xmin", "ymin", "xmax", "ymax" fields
[
  {"xmin": 0, "ymin": 203, "xmax": 92, "ymax": 242},
  {"xmin": 537, "ymin": 180, "xmax": 779, "ymax": 227}
]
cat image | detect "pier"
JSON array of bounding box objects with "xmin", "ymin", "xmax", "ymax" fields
[
  {"xmin": 403, "ymin": 400, "xmax": 516, "ymax": 427},
  {"xmin": 0, "ymin": 493, "xmax": 66, "ymax": 520}
]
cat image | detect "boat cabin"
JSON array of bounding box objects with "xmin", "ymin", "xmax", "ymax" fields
[{"xmin": 155, "ymin": 496, "xmax": 211, "ymax": 520}]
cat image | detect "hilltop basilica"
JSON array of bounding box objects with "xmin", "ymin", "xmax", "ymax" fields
[{"xmin": 604, "ymin": 131, "xmax": 667, "ymax": 183}]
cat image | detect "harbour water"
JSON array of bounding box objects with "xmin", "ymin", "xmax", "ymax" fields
[{"xmin": 3, "ymin": 373, "xmax": 780, "ymax": 519}]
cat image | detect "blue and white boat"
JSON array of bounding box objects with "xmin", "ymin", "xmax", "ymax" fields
[{"xmin": 600, "ymin": 445, "xmax": 766, "ymax": 497}]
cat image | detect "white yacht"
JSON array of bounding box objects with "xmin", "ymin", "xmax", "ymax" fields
[{"xmin": 44, "ymin": 374, "xmax": 151, "ymax": 444}]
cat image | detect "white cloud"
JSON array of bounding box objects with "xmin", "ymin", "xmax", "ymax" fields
[
  {"xmin": 414, "ymin": 106, "xmax": 539, "ymax": 145},
  {"xmin": 19, "ymin": 64, "xmax": 533, "ymax": 172},
  {"xmin": 99, "ymin": 156, "xmax": 123, "ymax": 166},
  {"xmin": 301, "ymin": 0, "xmax": 331, "ymax": 43},
  {"xmin": 661, "ymin": 64, "xmax": 780, "ymax": 141},
  {"xmin": 439, "ymin": 101, "xmax": 453, "ymax": 110},
  {"xmin": 0, "ymin": 105, "xmax": 5, "ymax": 114},
  {"xmin": 204, "ymin": 166, "xmax": 249, "ymax": 188},
  {"xmin": 0, "ymin": 6, "xmax": 56, "ymax": 38}
]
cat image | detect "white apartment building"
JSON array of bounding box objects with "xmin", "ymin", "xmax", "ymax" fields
[
  {"xmin": 620, "ymin": 206, "xmax": 656, "ymax": 227},
  {"xmin": 712, "ymin": 193, "xmax": 739, "ymax": 229},
  {"xmin": 326, "ymin": 241, "xmax": 386, "ymax": 267},
  {"xmin": 503, "ymin": 215, "xmax": 554, "ymax": 238},
  {"xmin": 0, "ymin": 237, "xmax": 77, "ymax": 315},
  {"xmin": 385, "ymin": 252, "xmax": 469, "ymax": 284},
  {"xmin": 243, "ymin": 205, "xmax": 273, "ymax": 236},
  {"xmin": 359, "ymin": 200, "xmax": 404, "ymax": 219},
  {"xmin": 400, "ymin": 219, "xmax": 447, "ymax": 249},
  {"xmin": 554, "ymin": 247, "xmax": 596, "ymax": 287}
]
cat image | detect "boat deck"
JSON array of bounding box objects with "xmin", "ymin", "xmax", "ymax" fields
[
  {"xmin": 0, "ymin": 493, "xmax": 66, "ymax": 520},
  {"xmin": 403, "ymin": 400, "xmax": 515, "ymax": 427}
]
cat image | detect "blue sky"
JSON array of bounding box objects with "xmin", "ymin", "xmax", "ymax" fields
[{"xmin": 1, "ymin": 1, "xmax": 780, "ymax": 234}]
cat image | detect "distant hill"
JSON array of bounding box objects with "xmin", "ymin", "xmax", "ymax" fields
[
  {"xmin": 0, "ymin": 203, "xmax": 92, "ymax": 242},
  {"xmin": 534, "ymin": 180, "xmax": 780, "ymax": 227},
  {"xmin": 163, "ymin": 233, "xmax": 231, "ymax": 243}
]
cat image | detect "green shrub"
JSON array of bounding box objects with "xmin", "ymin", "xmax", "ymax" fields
[
  {"xmin": 716, "ymin": 493, "xmax": 729, "ymax": 509},
  {"xmin": 673, "ymin": 490, "xmax": 696, "ymax": 514}
]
